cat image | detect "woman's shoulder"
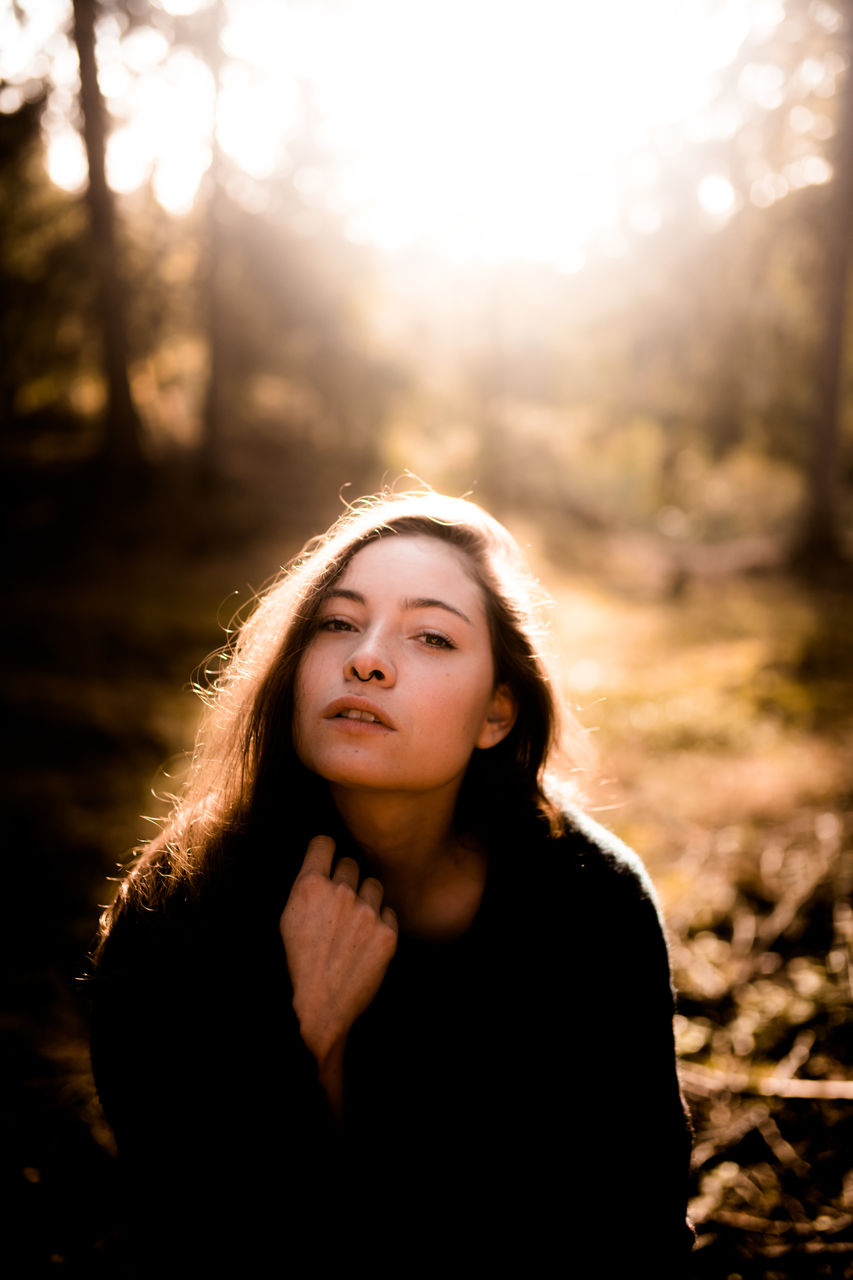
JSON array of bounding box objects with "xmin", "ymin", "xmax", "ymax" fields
[
  {"xmin": 523, "ymin": 800, "xmax": 671, "ymax": 947},
  {"xmin": 558, "ymin": 806, "xmax": 660, "ymax": 897},
  {"xmin": 92, "ymin": 834, "xmax": 229, "ymax": 983}
]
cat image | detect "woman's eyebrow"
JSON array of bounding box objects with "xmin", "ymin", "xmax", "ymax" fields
[
  {"xmin": 404, "ymin": 596, "xmax": 473, "ymax": 625},
  {"xmin": 321, "ymin": 588, "xmax": 472, "ymax": 625},
  {"xmin": 322, "ymin": 588, "xmax": 364, "ymax": 605}
]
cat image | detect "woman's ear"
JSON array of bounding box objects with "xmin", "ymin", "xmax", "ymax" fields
[{"xmin": 476, "ymin": 684, "xmax": 518, "ymax": 750}]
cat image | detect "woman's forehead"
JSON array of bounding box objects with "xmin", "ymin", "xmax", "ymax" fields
[{"xmin": 336, "ymin": 534, "xmax": 486, "ymax": 611}]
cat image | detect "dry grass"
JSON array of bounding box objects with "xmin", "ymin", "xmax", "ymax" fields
[{"xmin": 541, "ymin": 546, "xmax": 853, "ymax": 1278}]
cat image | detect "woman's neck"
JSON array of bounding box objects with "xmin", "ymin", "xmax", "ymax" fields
[{"xmin": 329, "ymin": 786, "xmax": 486, "ymax": 940}]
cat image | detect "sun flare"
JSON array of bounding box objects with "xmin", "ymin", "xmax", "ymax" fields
[
  {"xmin": 3, "ymin": 0, "xmax": 842, "ymax": 268},
  {"xmin": 219, "ymin": 0, "xmax": 758, "ymax": 266}
]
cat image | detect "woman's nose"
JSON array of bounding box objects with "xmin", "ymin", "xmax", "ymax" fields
[{"xmin": 345, "ymin": 631, "xmax": 396, "ymax": 686}]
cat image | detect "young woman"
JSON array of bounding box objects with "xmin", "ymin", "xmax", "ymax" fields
[{"xmin": 90, "ymin": 488, "xmax": 694, "ymax": 1274}]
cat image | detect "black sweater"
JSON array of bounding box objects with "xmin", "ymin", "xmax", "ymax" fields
[{"xmin": 90, "ymin": 806, "xmax": 694, "ymax": 1275}]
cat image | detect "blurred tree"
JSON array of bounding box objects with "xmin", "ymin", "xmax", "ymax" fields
[
  {"xmin": 2, "ymin": 0, "xmax": 848, "ymax": 542},
  {"xmin": 0, "ymin": 94, "xmax": 97, "ymax": 467},
  {"xmin": 201, "ymin": 0, "xmax": 226, "ymax": 481},
  {"xmin": 71, "ymin": 0, "xmax": 144, "ymax": 478},
  {"xmin": 797, "ymin": 2, "xmax": 853, "ymax": 561},
  {"xmin": 673, "ymin": 0, "xmax": 853, "ymax": 556},
  {"xmin": 156, "ymin": 0, "xmax": 230, "ymax": 478}
]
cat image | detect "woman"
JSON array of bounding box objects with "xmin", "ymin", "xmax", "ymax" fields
[{"xmin": 90, "ymin": 488, "xmax": 694, "ymax": 1274}]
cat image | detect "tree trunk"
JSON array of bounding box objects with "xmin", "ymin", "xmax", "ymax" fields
[
  {"xmin": 200, "ymin": 0, "xmax": 226, "ymax": 482},
  {"xmin": 71, "ymin": 0, "xmax": 144, "ymax": 478},
  {"xmin": 797, "ymin": 9, "xmax": 853, "ymax": 562}
]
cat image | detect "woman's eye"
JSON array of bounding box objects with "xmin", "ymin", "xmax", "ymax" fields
[
  {"xmin": 318, "ymin": 617, "xmax": 355, "ymax": 633},
  {"xmin": 420, "ymin": 631, "xmax": 455, "ymax": 650}
]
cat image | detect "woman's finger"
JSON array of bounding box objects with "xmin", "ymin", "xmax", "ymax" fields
[
  {"xmin": 298, "ymin": 835, "xmax": 336, "ymax": 879},
  {"xmin": 358, "ymin": 876, "xmax": 384, "ymax": 911},
  {"xmin": 380, "ymin": 905, "xmax": 399, "ymax": 933},
  {"xmin": 331, "ymin": 856, "xmax": 360, "ymax": 889}
]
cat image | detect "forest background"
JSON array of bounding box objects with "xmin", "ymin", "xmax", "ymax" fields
[{"xmin": 2, "ymin": 0, "xmax": 852, "ymax": 1276}]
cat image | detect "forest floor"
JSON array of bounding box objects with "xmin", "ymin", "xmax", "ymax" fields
[{"xmin": 3, "ymin": 469, "xmax": 852, "ymax": 1278}]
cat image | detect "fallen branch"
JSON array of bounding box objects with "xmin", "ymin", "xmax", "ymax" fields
[
  {"xmin": 712, "ymin": 1210, "xmax": 853, "ymax": 1237},
  {"xmin": 680, "ymin": 1063, "xmax": 853, "ymax": 1100}
]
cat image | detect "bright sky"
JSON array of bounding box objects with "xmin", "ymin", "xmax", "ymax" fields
[{"xmin": 0, "ymin": 0, "xmax": 842, "ymax": 270}]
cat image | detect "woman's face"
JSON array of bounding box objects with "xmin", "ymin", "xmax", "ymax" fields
[{"xmin": 293, "ymin": 535, "xmax": 515, "ymax": 804}]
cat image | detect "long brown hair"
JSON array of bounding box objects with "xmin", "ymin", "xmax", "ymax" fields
[{"xmin": 99, "ymin": 488, "xmax": 588, "ymax": 932}]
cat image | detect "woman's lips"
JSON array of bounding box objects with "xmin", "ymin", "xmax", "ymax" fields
[{"xmin": 322, "ymin": 697, "xmax": 395, "ymax": 729}]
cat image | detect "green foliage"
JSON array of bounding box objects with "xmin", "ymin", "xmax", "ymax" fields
[{"xmin": 0, "ymin": 99, "xmax": 100, "ymax": 457}]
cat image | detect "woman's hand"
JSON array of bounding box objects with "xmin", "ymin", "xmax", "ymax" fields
[{"xmin": 279, "ymin": 835, "xmax": 398, "ymax": 1114}]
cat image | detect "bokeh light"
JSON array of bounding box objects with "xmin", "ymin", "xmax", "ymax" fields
[{"xmin": 7, "ymin": 0, "xmax": 842, "ymax": 266}]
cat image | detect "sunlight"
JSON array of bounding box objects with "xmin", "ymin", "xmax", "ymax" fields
[
  {"xmin": 0, "ymin": 0, "xmax": 69, "ymax": 91},
  {"xmin": 19, "ymin": 0, "xmax": 844, "ymax": 265},
  {"xmin": 104, "ymin": 44, "xmax": 215, "ymax": 214},
  {"xmin": 45, "ymin": 123, "xmax": 87, "ymax": 192},
  {"xmin": 222, "ymin": 0, "xmax": 757, "ymax": 265},
  {"xmin": 698, "ymin": 173, "xmax": 739, "ymax": 220}
]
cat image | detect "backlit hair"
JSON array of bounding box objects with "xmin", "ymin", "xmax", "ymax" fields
[{"xmin": 100, "ymin": 487, "xmax": 590, "ymax": 925}]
